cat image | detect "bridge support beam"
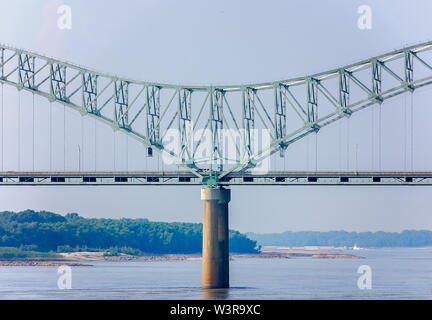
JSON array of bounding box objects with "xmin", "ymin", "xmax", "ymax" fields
[{"xmin": 201, "ymin": 187, "xmax": 231, "ymax": 289}]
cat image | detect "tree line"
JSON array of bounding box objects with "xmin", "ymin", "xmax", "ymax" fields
[
  {"xmin": 247, "ymin": 230, "xmax": 432, "ymax": 247},
  {"xmin": 0, "ymin": 210, "xmax": 258, "ymax": 254}
]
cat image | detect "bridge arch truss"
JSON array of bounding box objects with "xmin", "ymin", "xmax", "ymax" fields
[{"xmin": 1, "ymin": 42, "xmax": 432, "ymax": 182}]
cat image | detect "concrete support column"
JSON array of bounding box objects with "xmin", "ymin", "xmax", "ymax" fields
[{"xmin": 201, "ymin": 187, "xmax": 231, "ymax": 289}]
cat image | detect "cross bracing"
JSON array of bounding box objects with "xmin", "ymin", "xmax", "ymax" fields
[{"xmin": 1, "ymin": 42, "xmax": 432, "ymax": 184}]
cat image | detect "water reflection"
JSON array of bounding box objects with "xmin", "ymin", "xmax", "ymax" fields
[{"xmin": 201, "ymin": 288, "xmax": 230, "ymax": 300}]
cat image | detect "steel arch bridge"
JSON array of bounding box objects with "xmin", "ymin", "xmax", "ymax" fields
[
  {"xmin": 2, "ymin": 42, "xmax": 432, "ymax": 186},
  {"xmin": 2, "ymin": 42, "xmax": 432, "ymax": 289}
]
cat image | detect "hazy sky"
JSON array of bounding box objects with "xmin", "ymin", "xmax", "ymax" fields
[{"xmin": 0, "ymin": 0, "xmax": 432, "ymax": 233}]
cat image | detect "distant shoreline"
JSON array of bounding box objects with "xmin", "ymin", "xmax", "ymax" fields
[
  {"xmin": 0, "ymin": 247, "xmax": 366, "ymax": 266},
  {"xmin": 2, "ymin": 246, "xmax": 431, "ymax": 266},
  {"xmin": 261, "ymin": 245, "xmax": 432, "ymax": 250},
  {"xmin": 247, "ymin": 230, "xmax": 432, "ymax": 249},
  {"xmin": 0, "ymin": 259, "xmax": 93, "ymax": 267}
]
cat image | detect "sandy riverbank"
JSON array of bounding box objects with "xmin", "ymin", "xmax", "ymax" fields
[
  {"xmin": 259, "ymin": 246, "xmax": 364, "ymax": 259},
  {"xmin": 0, "ymin": 247, "xmax": 363, "ymax": 266},
  {"xmin": 58, "ymin": 248, "xmax": 363, "ymax": 262},
  {"xmin": 0, "ymin": 259, "xmax": 93, "ymax": 266}
]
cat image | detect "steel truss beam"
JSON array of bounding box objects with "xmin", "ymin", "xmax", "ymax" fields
[
  {"xmin": 50, "ymin": 63, "xmax": 66, "ymax": 101},
  {"xmin": 82, "ymin": 72, "xmax": 98, "ymax": 114},
  {"xmin": 405, "ymin": 51, "xmax": 414, "ymax": 91},
  {"xmin": 1, "ymin": 42, "xmax": 432, "ymax": 182},
  {"xmin": 274, "ymin": 84, "xmax": 287, "ymax": 153},
  {"xmin": 1, "ymin": 171, "xmax": 432, "ymax": 186},
  {"xmin": 18, "ymin": 53, "xmax": 35, "ymax": 89},
  {"xmin": 242, "ymin": 87, "xmax": 255, "ymax": 157},
  {"xmin": 114, "ymin": 79, "xmax": 129, "ymax": 128},
  {"xmin": 371, "ymin": 60, "xmax": 382, "ymax": 103},
  {"xmin": 339, "ymin": 70, "xmax": 350, "ymax": 114},
  {"xmin": 306, "ymin": 78, "xmax": 318, "ymax": 125},
  {"xmin": 210, "ymin": 88, "xmax": 224, "ymax": 170},
  {"xmin": 0, "ymin": 48, "xmax": 4, "ymax": 79},
  {"xmin": 146, "ymin": 85, "xmax": 160, "ymax": 154},
  {"xmin": 178, "ymin": 88, "xmax": 192, "ymax": 162}
]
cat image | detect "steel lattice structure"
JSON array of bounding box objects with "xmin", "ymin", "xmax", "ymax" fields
[{"xmin": 1, "ymin": 42, "xmax": 432, "ymax": 185}]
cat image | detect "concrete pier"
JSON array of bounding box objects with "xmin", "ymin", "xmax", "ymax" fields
[{"xmin": 201, "ymin": 187, "xmax": 231, "ymax": 289}]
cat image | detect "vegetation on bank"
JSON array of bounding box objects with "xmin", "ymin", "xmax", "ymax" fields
[
  {"xmin": 0, "ymin": 210, "xmax": 258, "ymax": 254},
  {"xmin": 0, "ymin": 246, "xmax": 60, "ymax": 259},
  {"xmin": 247, "ymin": 230, "xmax": 432, "ymax": 247}
]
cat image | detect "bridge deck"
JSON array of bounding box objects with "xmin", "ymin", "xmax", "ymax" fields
[{"xmin": 0, "ymin": 171, "xmax": 431, "ymax": 186}]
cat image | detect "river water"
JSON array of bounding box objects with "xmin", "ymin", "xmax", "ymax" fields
[{"xmin": 0, "ymin": 248, "xmax": 431, "ymax": 299}]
